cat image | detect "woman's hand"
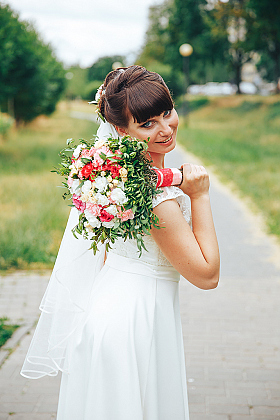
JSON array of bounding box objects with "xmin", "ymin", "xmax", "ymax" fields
[
  {"xmin": 179, "ymin": 163, "xmax": 209, "ymax": 199},
  {"xmin": 151, "ymin": 162, "xmax": 220, "ymax": 290}
]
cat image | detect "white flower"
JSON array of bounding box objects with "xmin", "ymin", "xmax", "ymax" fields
[
  {"xmin": 95, "ymin": 176, "xmax": 108, "ymax": 193},
  {"xmin": 88, "ymin": 194, "xmax": 98, "ymax": 204},
  {"xmin": 106, "ymin": 205, "xmax": 118, "ymax": 216},
  {"xmin": 94, "ymin": 138, "xmax": 107, "ymax": 149},
  {"xmin": 73, "ymin": 144, "xmax": 86, "ymax": 159},
  {"xmin": 75, "ymin": 160, "xmax": 84, "ymax": 170},
  {"xmin": 80, "ymin": 192, "xmax": 90, "ymax": 203},
  {"xmin": 95, "ymin": 84, "xmax": 104, "ymax": 102},
  {"xmin": 112, "ymin": 179, "xmax": 119, "ymax": 186},
  {"xmin": 84, "ymin": 210, "xmax": 101, "ymax": 228},
  {"xmin": 107, "ymin": 175, "xmax": 112, "ymax": 183},
  {"xmin": 102, "ymin": 220, "xmax": 115, "ymax": 228},
  {"xmin": 70, "ymin": 179, "xmax": 81, "ymax": 196},
  {"xmin": 70, "ymin": 168, "xmax": 78, "ymax": 176},
  {"xmin": 82, "ymin": 180, "xmax": 92, "ymax": 194},
  {"xmin": 110, "ymin": 187, "xmax": 127, "ymax": 205},
  {"xmin": 95, "ymin": 193, "xmax": 109, "ymax": 206}
]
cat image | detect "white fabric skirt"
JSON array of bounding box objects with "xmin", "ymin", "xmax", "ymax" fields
[{"xmin": 57, "ymin": 252, "xmax": 189, "ymax": 420}]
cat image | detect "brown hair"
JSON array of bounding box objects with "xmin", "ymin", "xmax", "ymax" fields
[{"xmin": 98, "ymin": 65, "xmax": 173, "ymax": 128}]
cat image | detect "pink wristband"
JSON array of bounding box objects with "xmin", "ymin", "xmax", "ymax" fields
[{"xmin": 154, "ymin": 168, "xmax": 183, "ymax": 188}]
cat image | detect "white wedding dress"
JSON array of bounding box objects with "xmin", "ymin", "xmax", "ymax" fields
[{"xmin": 56, "ymin": 186, "xmax": 190, "ymax": 420}]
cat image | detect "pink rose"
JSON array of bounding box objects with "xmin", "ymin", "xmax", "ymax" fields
[
  {"xmin": 86, "ymin": 203, "xmax": 102, "ymax": 216},
  {"xmin": 81, "ymin": 149, "xmax": 91, "ymax": 159},
  {"xmin": 72, "ymin": 194, "xmax": 86, "ymax": 212},
  {"xmin": 93, "ymin": 146, "xmax": 111, "ymax": 167},
  {"xmin": 89, "ymin": 147, "xmax": 96, "ymax": 157},
  {"xmin": 117, "ymin": 208, "xmax": 134, "ymax": 222},
  {"xmin": 99, "ymin": 209, "xmax": 114, "ymax": 222}
]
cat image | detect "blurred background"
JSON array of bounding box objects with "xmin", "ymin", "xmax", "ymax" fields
[{"xmin": 0, "ymin": 0, "xmax": 279, "ymax": 271}]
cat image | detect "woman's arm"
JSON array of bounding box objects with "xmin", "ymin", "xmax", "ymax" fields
[{"xmin": 151, "ymin": 163, "xmax": 220, "ymax": 290}]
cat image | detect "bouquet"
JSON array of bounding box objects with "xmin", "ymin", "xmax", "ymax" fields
[
  {"xmin": 55, "ymin": 135, "xmax": 158, "ymax": 255},
  {"xmin": 55, "ymin": 133, "xmax": 183, "ymax": 255}
]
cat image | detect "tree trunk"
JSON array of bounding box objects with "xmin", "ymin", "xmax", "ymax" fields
[
  {"xmin": 274, "ymin": 42, "xmax": 280, "ymax": 93},
  {"xmin": 234, "ymin": 49, "xmax": 243, "ymax": 94}
]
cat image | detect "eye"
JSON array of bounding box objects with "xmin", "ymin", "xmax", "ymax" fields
[
  {"xmin": 163, "ymin": 109, "xmax": 171, "ymax": 117},
  {"xmin": 141, "ymin": 120, "xmax": 153, "ymax": 128}
]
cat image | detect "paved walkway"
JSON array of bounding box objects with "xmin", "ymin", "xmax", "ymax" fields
[{"xmin": 0, "ymin": 145, "xmax": 279, "ymax": 419}]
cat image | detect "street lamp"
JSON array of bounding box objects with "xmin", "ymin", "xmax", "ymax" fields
[
  {"xmin": 112, "ymin": 61, "xmax": 123, "ymax": 70},
  {"xmin": 179, "ymin": 43, "xmax": 193, "ymax": 116}
]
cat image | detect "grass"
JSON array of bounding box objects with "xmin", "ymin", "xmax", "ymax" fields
[
  {"xmin": 177, "ymin": 95, "xmax": 280, "ymax": 238},
  {"xmin": 0, "ymin": 101, "xmax": 98, "ymax": 270},
  {"xmin": 0, "ymin": 317, "xmax": 19, "ymax": 348}
]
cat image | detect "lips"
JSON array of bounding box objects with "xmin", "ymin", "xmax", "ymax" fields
[{"xmin": 156, "ymin": 134, "xmax": 173, "ymax": 145}]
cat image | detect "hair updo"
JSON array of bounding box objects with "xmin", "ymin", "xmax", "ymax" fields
[{"xmin": 98, "ymin": 65, "xmax": 173, "ymax": 128}]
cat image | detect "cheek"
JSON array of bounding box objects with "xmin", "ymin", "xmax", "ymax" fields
[{"xmin": 172, "ymin": 113, "xmax": 179, "ymax": 129}]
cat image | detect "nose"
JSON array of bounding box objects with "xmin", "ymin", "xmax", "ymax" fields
[{"xmin": 159, "ymin": 120, "xmax": 172, "ymax": 137}]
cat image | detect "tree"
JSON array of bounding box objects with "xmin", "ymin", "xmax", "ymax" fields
[
  {"xmin": 88, "ymin": 56, "xmax": 126, "ymax": 82},
  {"xmin": 204, "ymin": 0, "xmax": 257, "ymax": 93},
  {"xmin": 138, "ymin": 0, "xmax": 230, "ymax": 87},
  {"xmin": 247, "ymin": 0, "xmax": 280, "ymax": 86},
  {"xmin": 0, "ymin": 4, "xmax": 66, "ymax": 124}
]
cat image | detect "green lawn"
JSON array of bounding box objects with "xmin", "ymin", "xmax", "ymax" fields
[
  {"xmin": 0, "ymin": 317, "xmax": 19, "ymax": 348},
  {"xmin": 177, "ymin": 95, "xmax": 280, "ymax": 238},
  {"xmin": 0, "ymin": 102, "xmax": 98, "ymax": 270}
]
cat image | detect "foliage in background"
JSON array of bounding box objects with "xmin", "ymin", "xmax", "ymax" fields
[
  {"xmin": 64, "ymin": 66, "xmax": 89, "ymax": 100},
  {"xmin": 0, "ymin": 103, "xmax": 98, "ymax": 270},
  {"xmin": 0, "ymin": 113, "xmax": 14, "ymax": 139},
  {"xmin": 204, "ymin": 0, "xmax": 262, "ymax": 93},
  {"xmin": 138, "ymin": 0, "xmax": 280, "ymax": 93},
  {"xmin": 247, "ymin": 0, "xmax": 280, "ymax": 85},
  {"xmin": 64, "ymin": 56, "xmax": 126, "ymax": 101},
  {"xmin": 0, "ymin": 317, "xmax": 19, "ymax": 348},
  {"xmin": 138, "ymin": 0, "xmax": 230, "ymax": 90},
  {"xmin": 83, "ymin": 80, "xmax": 103, "ymax": 102},
  {"xmin": 88, "ymin": 55, "xmax": 126, "ymax": 82},
  {"xmin": 178, "ymin": 95, "xmax": 280, "ymax": 238},
  {"xmin": 0, "ymin": 4, "xmax": 66, "ymax": 124}
]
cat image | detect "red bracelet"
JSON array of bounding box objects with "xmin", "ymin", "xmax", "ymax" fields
[{"xmin": 153, "ymin": 168, "xmax": 183, "ymax": 188}]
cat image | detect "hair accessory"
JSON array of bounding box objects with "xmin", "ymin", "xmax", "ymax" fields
[{"xmin": 88, "ymin": 84, "xmax": 106, "ymax": 122}]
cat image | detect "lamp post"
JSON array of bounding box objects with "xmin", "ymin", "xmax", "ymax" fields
[
  {"xmin": 179, "ymin": 43, "xmax": 193, "ymax": 117},
  {"xmin": 112, "ymin": 61, "xmax": 123, "ymax": 70}
]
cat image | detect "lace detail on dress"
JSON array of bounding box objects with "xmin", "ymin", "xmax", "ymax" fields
[{"xmin": 152, "ymin": 186, "xmax": 191, "ymax": 225}]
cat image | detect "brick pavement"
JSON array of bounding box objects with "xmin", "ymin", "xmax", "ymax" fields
[{"xmin": 0, "ymin": 145, "xmax": 280, "ymax": 419}]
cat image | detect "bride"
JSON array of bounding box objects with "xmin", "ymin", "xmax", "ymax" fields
[{"xmin": 21, "ymin": 65, "xmax": 220, "ymax": 420}]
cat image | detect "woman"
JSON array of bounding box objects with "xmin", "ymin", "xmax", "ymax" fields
[{"xmin": 21, "ymin": 66, "xmax": 220, "ymax": 419}]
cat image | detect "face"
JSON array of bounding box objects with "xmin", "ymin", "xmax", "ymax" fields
[{"xmin": 118, "ymin": 108, "xmax": 179, "ymax": 155}]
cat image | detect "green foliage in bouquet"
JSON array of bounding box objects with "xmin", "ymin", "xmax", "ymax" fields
[{"xmin": 53, "ymin": 135, "xmax": 161, "ymax": 256}]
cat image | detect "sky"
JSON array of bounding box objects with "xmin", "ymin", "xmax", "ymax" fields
[{"xmin": 3, "ymin": 0, "xmax": 161, "ymax": 68}]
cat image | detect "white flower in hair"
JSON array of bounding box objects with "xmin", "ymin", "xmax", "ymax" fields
[{"xmin": 95, "ymin": 84, "xmax": 105, "ymax": 102}]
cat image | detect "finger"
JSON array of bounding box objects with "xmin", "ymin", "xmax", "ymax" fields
[{"xmin": 181, "ymin": 163, "xmax": 192, "ymax": 175}]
